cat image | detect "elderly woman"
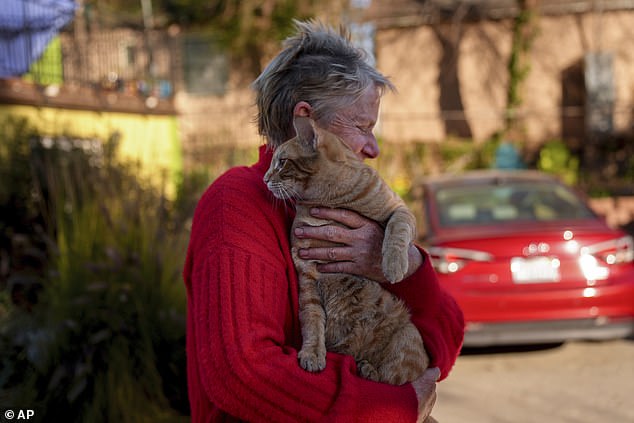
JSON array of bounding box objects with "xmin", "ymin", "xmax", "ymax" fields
[{"xmin": 183, "ymin": 20, "xmax": 464, "ymax": 422}]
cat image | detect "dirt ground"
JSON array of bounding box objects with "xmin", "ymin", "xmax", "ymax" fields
[{"xmin": 433, "ymin": 338, "xmax": 634, "ymax": 423}]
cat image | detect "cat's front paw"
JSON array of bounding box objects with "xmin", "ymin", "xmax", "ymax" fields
[
  {"xmin": 298, "ymin": 347, "xmax": 326, "ymax": 372},
  {"xmin": 357, "ymin": 359, "xmax": 379, "ymax": 382},
  {"xmin": 382, "ymin": 248, "xmax": 408, "ymax": 283}
]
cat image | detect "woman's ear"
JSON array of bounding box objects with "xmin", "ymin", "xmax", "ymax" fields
[{"xmin": 293, "ymin": 101, "xmax": 312, "ymax": 117}]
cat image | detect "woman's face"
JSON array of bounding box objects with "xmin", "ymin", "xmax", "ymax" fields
[{"xmin": 326, "ymin": 86, "xmax": 380, "ymax": 160}]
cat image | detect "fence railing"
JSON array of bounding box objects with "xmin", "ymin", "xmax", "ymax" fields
[{"xmin": 1, "ymin": 0, "xmax": 176, "ymax": 111}]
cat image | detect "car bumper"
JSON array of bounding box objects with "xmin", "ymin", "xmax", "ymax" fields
[{"xmin": 463, "ymin": 316, "xmax": 634, "ymax": 347}]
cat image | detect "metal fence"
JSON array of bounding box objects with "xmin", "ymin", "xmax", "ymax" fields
[{"xmin": 1, "ymin": 0, "xmax": 176, "ymax": 101}]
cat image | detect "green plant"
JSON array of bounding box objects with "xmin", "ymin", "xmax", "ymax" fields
[
  {"xmin": 472, "ymin": 135, "xmax": 502, "ymax": 170},
  {"xmin": 102, "ymin": 0, "xmax": 320, "ymax": 77},
  {"xmin": 537, "ymin": 139, "xmax": 579, "ymax": 186},
  {"xmin": 0, "ymin": 117, "xmax": 50, "ymax": 310},
  {"xmin": 0, "ymin": 125, "xmax": 189, "ymax": 421},
  {"xmin": 505, "ymin": 1, "xmax": 539, "ymax": 135},
  {"xmin": 439, "ymin": 138, "xmax": 473, "ymax": 166}
]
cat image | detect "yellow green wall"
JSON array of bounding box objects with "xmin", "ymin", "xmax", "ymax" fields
[
  {"xmin": 0, "ymin": 104, "xmax": 182, "ymax": 196},
  {"xmin": 24, "ymin": 36, "xmax": 63, "ymax": 85}
]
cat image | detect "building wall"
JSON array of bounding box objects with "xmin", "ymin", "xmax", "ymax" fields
[
  {"xmin": 0, "ymin": 104, "xmax": 182, "ymax": 195},
  {"xmin": 588, "ymin": 196, "xmax": 634, "ymax": 229},
  {"xmin": 374, "ymin": 9, "xmax": 634, "ymax": 146},
  {"xmin": 175, "ymin": 88, "xmax": 261, "ymax": 148}
]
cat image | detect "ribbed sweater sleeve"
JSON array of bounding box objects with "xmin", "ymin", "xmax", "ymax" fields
[{"xmin": 183, "ymin": 149, "xmax": 426, "ymax": 422}]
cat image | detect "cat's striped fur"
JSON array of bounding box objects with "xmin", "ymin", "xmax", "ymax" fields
[{"xmin": 264, "ymin": 116, "xmax": 429, "ymax": 385}]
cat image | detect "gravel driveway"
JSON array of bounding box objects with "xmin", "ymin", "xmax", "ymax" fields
[{"xmin": 433, "ymin": 338, "xmax": 634, "ymax": 423}]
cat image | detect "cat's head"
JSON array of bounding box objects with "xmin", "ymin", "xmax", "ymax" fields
[{"xmin": 263, "ymin": 116, "xmax": 358, "ymax": 203}]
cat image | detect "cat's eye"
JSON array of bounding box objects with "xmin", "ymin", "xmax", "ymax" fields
[{"xmin": 277, "ymin": 158, "xmax": 288, "ymax": 169}]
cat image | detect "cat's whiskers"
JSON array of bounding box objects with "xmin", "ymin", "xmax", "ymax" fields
[
  {"xmin": 268, "ymin": 191, "xmax": 285, "ymax": 212},
  {"xmin": 270, "ymin": 182, "xmax": 302, "ymax": 202},
  {"xmin": 279, "ymin": 184, "xmax": 298, "ymax": 202}
]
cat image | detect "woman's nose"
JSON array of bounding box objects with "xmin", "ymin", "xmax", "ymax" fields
[{"xmin": 361, "ymin": 137, "xmax": 380, "ymax": 159}]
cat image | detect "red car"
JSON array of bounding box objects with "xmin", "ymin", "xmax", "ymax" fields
[{"xmin": 419, "ymin": 170, "xmax": 634, "ymax": 347}]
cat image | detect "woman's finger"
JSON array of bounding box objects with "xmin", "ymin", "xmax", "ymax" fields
[
  {"xmin": 298, "ymin": 246, "xmax": 351, "ymax": 262},
  {"xmin": 294, "ymin": 225, "xmax": 348, "ymax": 243},
  {"xmin": 309, "ymin": 207, "xmax": 369, "ymax": 229}
]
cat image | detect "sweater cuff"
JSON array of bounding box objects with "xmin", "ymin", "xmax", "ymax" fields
[{"xmin": 348, "ymin": 380, "xmax": 419, "ymax": 422}]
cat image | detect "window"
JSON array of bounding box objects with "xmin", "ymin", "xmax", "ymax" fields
[
  {"xmin": 182, "ymin": 35, "xmax": 228, "ymax": 96},
  {"xmin": 435, "ymin": 182, "xmax": 595, "ymax": 227}
]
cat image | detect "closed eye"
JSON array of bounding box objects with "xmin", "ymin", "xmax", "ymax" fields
[{"xmin": 357, "ymin": 125, "xmax": 373, "ymax": 135}]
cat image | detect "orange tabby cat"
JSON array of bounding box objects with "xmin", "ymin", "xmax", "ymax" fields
[{"xmin": 264, "ymin": 116, "xmax": 429, "ymax": 385}]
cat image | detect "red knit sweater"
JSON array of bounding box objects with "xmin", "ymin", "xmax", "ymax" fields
[{"xmin": 183, "ymin": 146, "xmax": 465, "ymax": 422}]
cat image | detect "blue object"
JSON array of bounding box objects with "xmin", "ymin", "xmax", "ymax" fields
[
  {"xmin": 494, "ymin": 142, "xmax": 525, "ymax": 169},
  {"xmin": 0, "ymin": 0, "xmax": 76, "ymax": 77}
]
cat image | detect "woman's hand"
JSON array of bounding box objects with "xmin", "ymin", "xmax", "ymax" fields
[
  {"xmin": 294, "ymin": 207, "xmax": 423, "ymax": 283},
  {"xmin": 412, "ymin": 367, "xmax": 440, "ymax": 423}
]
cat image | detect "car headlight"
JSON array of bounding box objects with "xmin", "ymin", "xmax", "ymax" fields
[{"xmin": 428, "ymin": 247, "xmax": 493, "ymax": 274}]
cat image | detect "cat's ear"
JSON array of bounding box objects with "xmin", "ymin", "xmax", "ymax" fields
[
  {"xmin": 293, "ymin": 116, "xmax": 317, "ymax": 151},
  {"xmin": 315, "ymin": 128, "xmax": 350, "ymax": 162}
]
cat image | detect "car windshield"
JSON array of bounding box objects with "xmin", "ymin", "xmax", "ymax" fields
[{"xmin": 434, "ymin": 181, "xmax": 596, "ymax": 227}]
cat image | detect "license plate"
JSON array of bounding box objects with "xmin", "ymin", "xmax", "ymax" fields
[{"xmin": 511, "ymin": 257, "xmax": 560, "ymax": 283}]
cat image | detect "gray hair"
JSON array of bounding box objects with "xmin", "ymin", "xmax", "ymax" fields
[{"xmin": 252, "ymin": 19, "xmax": 395, "ymax": 147}]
